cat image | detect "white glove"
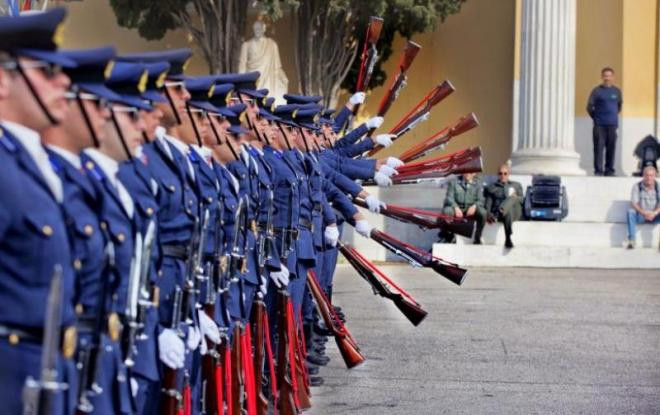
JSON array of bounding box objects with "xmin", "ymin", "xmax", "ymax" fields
[
  {"xmin": 386, "ymin": 157, "xmax": 404, "ymax": 169},
  {"xmin": 269, "ymin": 264, "xmax": 290, "ymax": 288},
  {"xmin": 258, "ymin": 278, "xmax": 267, "ymax": 299},
  {"xmin": 198, "ymin": 310, "xmax": 221, "ymax": 344},
  {"xmin": 349, "ymin": 92, "xmax": 366, "ymax": 106},
  {"xmin": 366, "ymin": 116, "xmax": 384, "ymax": 130},
  {"xmin": 324, "ymin": 225, "xmax": 339, "ymax": 246},
  {"xmin": 355, "ymin": 219, "xmax": 373, "ymax": 238},
  {"xmin": 375, "ymin": 134, "xmax": 395, "ymax": 148},
  {"xmin": 158, "ymin": 328, "xmax": 185, "ymax": 369},
  {"xmin": 186, "ymin": 325, "xmax": 201, "ymax": 351},
  {"xmin": 130, "ymin": 377, "xmax": 139, "ymax": 398},
  {"xmin": 373, "ymin": 171, "xmax": 392, "ymax": 187},
  {"xmin": 420, "ymin": 112, "xmax": 430, "ymax": 123},
  {"xmin": 364, "ymin": 195, "xmax": 386, "ymax": 213},
  {"xmin": 378, "ymin": 165, "xmax": 398, "ymax": 177}
]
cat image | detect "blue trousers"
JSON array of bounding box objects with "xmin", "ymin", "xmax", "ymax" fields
[{"xmin": 626, "ymin": 208, "xmax": 660, "ymax": 240}]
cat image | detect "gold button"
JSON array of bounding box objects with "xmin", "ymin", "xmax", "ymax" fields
[
  {"xmin": 157, "ymin": 270, "xmax": 163, "ymax": 277},
  {"xmin": 75, "ymin": 303, "xmax": 84, "ymax": 315},
  {"xmin": 85, "ymin": 161, "xmax": 94, "ymax": 170},
  {"xmin": 146, "ymin": 207, "xmax": 154, "ymax": 216},
  {"xmin": 73, "ymin": 259, "xmax": 82, "ymax": 270},
  {"xmin": 8, "ymin": 333, "xmax": 19, "ymax": 345},
  {"xmin": 117, "ymin": 233, "xmax": 125, "ymax": 243},
  {"xmin": 100, "ymin": 221, "xmax": 107, "ymax": 230},
  {"xmin": 41, "ymin": 225, "xmax": 53, "ymax": 236},
  {"xmin": 169, "ymin": 185, "xmax": 175, "ymax": 192},
  {"xmin": 83, "ymin": 224, "xmax": 93, "ymax": 236},
  {"xmin": 207, "ymin": 197, "xmax": 212, "ymax": 203}
]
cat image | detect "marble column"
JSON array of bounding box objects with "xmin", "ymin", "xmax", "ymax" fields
[{"xmin": 511, "ymin": 0, "xmax": 585, "ymax": 176}]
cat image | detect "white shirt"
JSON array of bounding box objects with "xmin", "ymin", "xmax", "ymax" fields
[
  {"xmin": 84, "ymin": 149, "xmax": 134, "ymax": 219},
  {"xmin": 241, "ymin": 144, "xmax": 259, "ymax": 174},
  {"xmin": 163, "ymin": 134, "xmax": 195, "ymax": 180},
  {"xmin": 1, "ymin": 120, "xmax": 63, "ymax": 203},
  {"xmin": 47, "ymin": 145, "xmax": 82, "ymax": 170},
  {"xmin": 155, "ymin": 126, "xmax": 174, "ymax": 160},
  {"xmin": 221, "ymin": 164, "xmax": 239, "ymax": 193}
]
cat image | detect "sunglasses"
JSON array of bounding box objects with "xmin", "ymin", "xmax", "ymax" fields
[
  {"xmin": 164, "ymin": 81, "xmax": 187, "ymax": 93},
  {"xmin": 208, "ymin": 112, "xmax": 227, "ymax": 121},
  {"xmin": 498, "ymin": 172, "xmax": 509, "ymax": 176},
  {"xmin": 3, "ymin": 60, "xmax": 63, "ymax": 78},
  {"xmin": 65, "ymin": 91, "xmax": 109, "ymax": 111},
  {"xmin": 112, "ymin": 105, "xmax": 141, "ymax": 122},
  {"xmin": 188, "ymin": 107, "xmax": 208, "ymax": 120}
]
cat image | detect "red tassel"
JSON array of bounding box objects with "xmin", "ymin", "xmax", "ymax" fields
[
  {"xmin": 242, "ymin": 329, "xmax": 257, "ymax": 415},
  {"xmin": 182, "ymin": 383, "xmax": 192, "ymax": 415},
  {"xmin": 286, "ymin": 300, "xmax": 301, "ymax": 409},
  {"xmin": 225, "ymin": 347, "xmax": 233, "ymax": 415},
  {"xmin": 215, "ymin": 364, "xmax": 224, "ymax": 415}
]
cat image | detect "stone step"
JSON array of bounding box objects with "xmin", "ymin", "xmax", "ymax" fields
[
  {"xmin": 456, "ymin": 221, "xmax": 659, "ymax": 248},
  {"xmin": 367, "ymin": 175, "xmax": 644, "ymax": 223},
  {"xmin": 431, "ymin": 244, "xmax": 659, "ymax": 269}
]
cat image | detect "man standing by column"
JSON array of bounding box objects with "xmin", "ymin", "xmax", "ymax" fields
[{"xmin": 587, "ymin": 67, "xmax": 622, "ymax": 176}]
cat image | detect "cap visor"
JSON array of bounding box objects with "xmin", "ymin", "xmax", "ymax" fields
[{"xmin": 16, "ymin": 49, "xmax": 77, "ymax": 68}]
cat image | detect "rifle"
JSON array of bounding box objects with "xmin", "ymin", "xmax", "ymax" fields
[
  {"xmin": 306, "ymin": 271, "xmax": 366, "ymax": 369},
  {"xmin": 252, "ymin": 189, "xmax": 274, "ymax": 415},
  {"xmin": 338, "ymin": 243, "xmax": 427, "ymax": 326},
  {"xmin": 122, "ymin": 231, "xmax": 142, "ymax": 368},
  {"xmin": 276, "ymin": 291, "xmax": 299, "ymax": 415},
  {"xmin": 367, "ymin": 80, "xmax": 455, "ymax": 156},
  {"xmin": 230, "ymin": 325, "xmax": 244, "ymax": 415},
  {"xmin": 367, "ymin": 40, "xmax": 422, "ymax": 137},
  {"xmin": 369, "ymin": 229, "xmax": 467, "ymax": 286},
  {"xmin": 362, "ymin": 147, "xmax": 482, "ymax": 186},
  {"xmin": 398, "ymin": 113, "xmax": 480, "ymax": 163},
  {"xmin": 355, "ymin": 16, "xmax": 385, "ymax": 94},
  {"xmin": 22, "ymin": 265, "xmax": 68, "ymax": 415},
  {"xmin": 160, "ymin": 286, "xmax": 183, "ymax": 415},
  {"xmin": 75, "ymin": 243, "xmax": 115, "ymax": 414},
  {"xmin": 352, "ymin": 198, "xmax": 475, "ymax": 238}
]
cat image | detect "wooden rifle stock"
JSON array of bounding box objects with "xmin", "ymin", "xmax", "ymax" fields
[
  {"xmin": 367, "ymin": 80, "xmax": 455, "ymax": 156},
  {"xmin": 368, "ymin": 40, "xmax": 422, "ymax": 137},
  {"xmin": 276, "ymin": 292, "xmax": 299, "ymax": 415},
  {"xmin": 338, "ymin": 244, "xmax": 427, "ymax": 326},
  {"xmin": 306, "ymin": 271, "xmax": 366, "ymax": 368},
  {"xmin": 251, "ymin": 301, "xmax": 269, "ymax": 415},
  {"xmin": 356, "ymin": 16, "xmax": 385, "ymax": 93},
  {"xmin": 352, "ymin": 199, "xmax": 475, "ymax": 238},
  {"xmin": 370, "ymin": 229, "xmax": 467, "ymax": 286},
  {"xmin": 393, "ymin": 148, "xmax": 483, "ymax": 183},
  {"xmin": 399, "ymin": 113, "xmax": 480, "ymax": 163},
  {"xmin": 398, "ymin": 147, "xmax": 482, "ymax": 174}
]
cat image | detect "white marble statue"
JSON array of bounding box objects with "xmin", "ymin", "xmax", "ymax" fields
[{"xmin": 238, "ymin": 20, "xmax": 289, "ymax": 104}]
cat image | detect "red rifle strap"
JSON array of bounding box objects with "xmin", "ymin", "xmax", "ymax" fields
[
  {"xmin": 182, "ymin": 382, "xmax": 192, "ymax": 415},
  {"xmin": 225, "ymin": 346, "xmax": 233, "ymax": 415},
  {"xmin": 243, "ymin": 328, "xmax": 257, "ymax": 415},
  {"xmin": 286, "ymin": 300, "xmax": 301, "ymax": 409},
  {"xmin": 215, "ymin": 363, "xmax": 224, "ymax": 415}
]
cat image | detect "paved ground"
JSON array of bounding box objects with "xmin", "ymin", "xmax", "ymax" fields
[{"xmin": 305, "ymin": 265, "xmax": 660, "ymax": 415}]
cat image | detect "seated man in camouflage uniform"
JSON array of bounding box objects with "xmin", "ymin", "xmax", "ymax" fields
[
  {"xmin": 484, "ymin": 163, "xmax": 523, "ymax": 249},
  {"xmin": 441, "ymin": 172, "xmax": 487, "ymax": 244}
]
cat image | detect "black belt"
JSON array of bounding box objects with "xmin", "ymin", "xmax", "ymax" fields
[
  {"xmin": 76, "ymin": 315, "xmax": 103, "ymax": 335},
  {"xmin": 273, "ymin": 227, "xmax": 299, "ymax": 240},
  {"xmin": 313, "ymin": 202, "xmax": 322, "ymax": 212},
  {"xmin": 162, "ymin": 244, "xmax": 189, "ymax": 260},
  {"xmin": 298, "ymin": 218, "xmax": 313, "ymax": 230}
]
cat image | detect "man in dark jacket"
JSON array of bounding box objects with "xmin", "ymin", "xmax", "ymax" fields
[
  {"xmin": 587, "ymin": 67, "xmax": 622, "ymax": 176},
  {"xmin": 442, "ymin": 173, "xmax": 486, "ymax": 244},
  {"xmin": 484, "ymin": 164, "xmax": 524, "ymax": 248}
]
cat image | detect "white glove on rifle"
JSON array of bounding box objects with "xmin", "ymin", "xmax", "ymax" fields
[
  {"xmin": 198, "ymin": 310, "xmax": 221, "ymax": 344},
  {"xmin": 324, "ymin": 225, "xmax": 339, "ymax": 246},
  {"xmin": 378, "ymin": 165, "xmax": 398, "ymax": 177},
  {"xmin": 364, "ymin": 195, "xmax": 386, "ymax": 213},
  {"xmin": 366, "ymin": 116, "xmax": 384, "ymax": 130},
  {"xmin": 374, "ymin": 134, "xmax": 395, "ymax": 148},
  {"xmin": 258, "ymin": 275, "xmax": 268, "ymax": 299},
  {"xmin": 373, "ymin": 171, "xmax": 392, "ymax": 187},
  {"xmin": 270, "ymin": 264, "xmax": 290, "ymax": 288},
  {"xmin": 386, "ymin": 157, "xmax": 404, "ymax": 169},
  {"xmin": 186, "ymin": 325, "xmax": 201, "ymax": 351},
  {"xmin": 158, "ymin": 328, "xmax": 185, "ymax": 369},
  {"xmin": 349, "ymin": 91, "xmax": 366, "ymax": 106},
  {"xmin": 355, "ymin": 219, "xmax": 373, "ymax": 238}
]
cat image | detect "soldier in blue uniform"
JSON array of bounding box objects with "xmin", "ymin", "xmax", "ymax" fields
[
  {"xmin": 79, "ymin": 60, "xmax": 153, "ymax": 414},
  {"xmin": 115, "ymin": 60, "xmax": 171, "ymax": 414},
  {"xmin": 0, "ymin": 9, "xmax": 79, "ymax": 415},
  {"xmin": 40, "ymin": 45, "xmax": 131, "ymax": 415}
]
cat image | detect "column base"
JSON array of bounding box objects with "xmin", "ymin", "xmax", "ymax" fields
[{"xmin": 510, "ymin": 148, "xmax": 586, "ymax": 176}]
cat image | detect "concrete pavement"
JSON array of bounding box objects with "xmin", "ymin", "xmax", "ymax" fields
[{"xmin": 305, "ymin": 265, "xmax": 660, "ymax": 414}]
